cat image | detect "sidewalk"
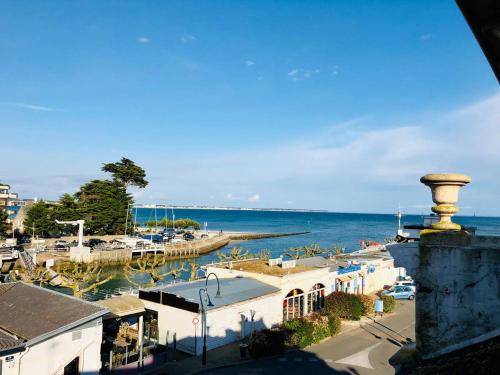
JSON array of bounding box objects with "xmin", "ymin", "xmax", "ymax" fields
[{"xmin": 148, "ymin": 340, "xmax": 250, "ymax": 375}]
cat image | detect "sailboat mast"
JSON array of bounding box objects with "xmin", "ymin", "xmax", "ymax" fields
[
  {"xmin": 172, "ymin": 207, "xmax": 175, "ymax": 230},
  {"xmin": 133, "ymin": 206, "xmax": 138, "ymax": 237},
  {"xmin": 164, "ymin": 205, "xmax": 168, "ymax": 231},
  {"xmin": 125, "ymin": 202, "xmax": 130, "ymax": 236},
  {"xmin": 397, "ymin": 205, "xmax": 402, "ymax": 232}
]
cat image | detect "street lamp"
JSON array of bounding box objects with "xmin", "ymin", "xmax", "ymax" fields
[
  {"xmin": 199, "ymin": 288, "xmax": 213, "ymax": 365},
  {"xmin": 205, "ymin": 272, "xmax": 221, "ymax": 298},
  {"xmin": 199, "ymin": 273, "xmax": 222, "ymax": 365}
]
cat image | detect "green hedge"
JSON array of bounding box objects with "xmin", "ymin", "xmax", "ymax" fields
[
  {"xmin": 324, "ymin": 292, "xmax": 363, "ymax": 320},
  {"xmin": 284, "ymin": 319, "xmax": 314, "ymax": 348},
  {"xmin": 327, "ymin": 313, "xmax": 341, "ymax": 336},
  {"xmin": 283, "ymin": 312, "xmax": 342, "ymax": 348},
  {"xmin": 381, "ymin": 295, "xmax": 396, "ymax": 313}
]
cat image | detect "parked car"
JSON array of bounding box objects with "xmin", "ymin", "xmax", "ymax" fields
[
  {"xmin": 163, "ymin": 234, "xmax": 175, "ymax": 241},
  {"xmin": 54, "ymin": 240, "xmax": 70, "ymax": 250},
  {"xmin": 382, "ymin": 286, "xmax": 415, "ymax": 300},
  {"xmin": 183, "ymin": 233, "xmax": 195, "ymax": 241},
  {"xmin": 19, "ymin": 236, "xmax": 31, "ymax": 244},
  {"xmin": 88, "ymin": 238, "xmax": 107, "ymax": 248},
  {"xmin": 395, "ymin": 280, "xmax": 416, "ymax": 292},
  {"xmin": 141, "ymin": 234, "xmax": 164, "ymax": 243}
]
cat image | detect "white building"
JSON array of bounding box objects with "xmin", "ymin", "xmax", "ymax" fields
[
  {"xmin": 0, "ymin": 282, "xmax": 108, "ymax": 375},
  {"xmin": 139, "ymin": 276, "xmax": 282, "ymax": 354},
  {"xmin": 207, "ymin": 259, "xmax": 331, "ymax": 321},
  {"xmin": 0, "ymin": 184, "xmax": 18, "ymax": 224},
  {"xmin": 295, "ymin": 254, "xmax": 404, "ymax": 295}
]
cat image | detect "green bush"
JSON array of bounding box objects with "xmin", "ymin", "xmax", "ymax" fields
[
  {"xmin": 248, "ymin": 329, "xmax": 285, "ymax": 359},
  {"xmin": 327, "ymin": 314, "xmax": 342, "ymax": 336},
  {"xmin": 381, "ymin": 295, "xmax": 396, "ymax": 313},
  {"xmin": 284, "ymin": 313, "xmax": 342, "ymax": 348},
  {"xmin": 351, "ymin": 296, "xmax": 363, "ymax": 320},
  {"xmin": 359, "ymin": 294, "xmax": 375, "ymax": 316},
  {"xmin": 324, "ymin": 291, "xmax": 364, "ymax": 320},
  {"xmin": 305, "ymin": 312, "xmax": 330, "ymax": 343},
  {"xmin": 287, "ymin": 319, "xmax": 314, "ymax": 348}
]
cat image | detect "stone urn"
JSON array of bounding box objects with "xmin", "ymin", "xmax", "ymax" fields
[{"xmin": 420, "ymin": 173, "xmax": 471, "ymax": 230}]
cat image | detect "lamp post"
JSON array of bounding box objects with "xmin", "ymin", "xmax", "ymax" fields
[
  {"xmin": 198, "ymin": 288, "xmax": 213, "ymax": 365},
  {"xmin": 199, "ymin": 273, "xmax": 221, "ymax": 365},
  {"xmin": 205, "ymin": 272, "xmax": 221, "ymax": 297}
]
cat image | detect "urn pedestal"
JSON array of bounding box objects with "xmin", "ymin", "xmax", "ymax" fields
[{"xmin": 420, "ymin": 173, "xmax": 471, "ymax": 230}]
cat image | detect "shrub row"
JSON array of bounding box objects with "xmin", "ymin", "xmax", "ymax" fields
[
  {"xmin": 248, "ymin": 292, "xmax": 394, "ymax": 357},
  {"xmin": 282, "ymin": 313, "xmax": 342, "ymax": 349},
  {"xmin": 324, "ymin": 292, "xmax": 364, "ymax": 320}
]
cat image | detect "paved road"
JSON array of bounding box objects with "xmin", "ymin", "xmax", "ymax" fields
[{"xmin": 199, "ymin": 300, "xmax": 415, "ymax": 375}]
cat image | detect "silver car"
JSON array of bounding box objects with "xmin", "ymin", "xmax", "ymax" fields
[{"xmin": 383, "ymin": 285, "xmax": 415, "ymax": 300}]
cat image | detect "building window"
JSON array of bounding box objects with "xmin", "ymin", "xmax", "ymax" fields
[
  {"xmin": 307, "ymin": 283, "xmax": 325, "ymax": 313},
  {"xmin": 283, "ymin": 289, "xmax": 305, "ymax": 321}
]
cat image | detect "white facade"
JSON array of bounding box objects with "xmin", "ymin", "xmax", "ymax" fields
[
  {"xmin": 142, "ymin": 292, "xmax": 282, "ymax": 354},
  {"xmin": 0, "ymin": 319, "xmax": 104, "ymax": 375},
  {"xmin": 207, "ymin": 266, "xmax": 331, "ymax": 310}
]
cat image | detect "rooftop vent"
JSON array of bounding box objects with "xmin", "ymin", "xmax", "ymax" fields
[
  {"xmin": 281, "ymin": 260, "xmax": 296, "ymax": 269},
  {"xmin": 268, "ymin": 257, "xmax": 283, "ymax": 267}
]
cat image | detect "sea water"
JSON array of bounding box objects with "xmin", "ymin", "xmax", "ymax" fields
[{"xmin": 91, "ymin": 209, "xmax": 500, "ymax": 295}]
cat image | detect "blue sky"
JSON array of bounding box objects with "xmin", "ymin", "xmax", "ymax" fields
[{"xmin": 1, "ymin": 1, "xmax": 499, "ymax": 214}]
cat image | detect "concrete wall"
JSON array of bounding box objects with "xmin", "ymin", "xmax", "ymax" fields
[
  {"xmin": 363, "ymin": 259, "xmax": 403, "ymax": 294},
  {"xmin": 390, "ymin": 232, "xmax": 500, "ymax": 359},
  {"xmin": 142, "ymin": 292, "xmax": 282, "ymax": 354},
  {"xmin": 0, "ymin": 319, "xmax": 103, "ymax": 375}
]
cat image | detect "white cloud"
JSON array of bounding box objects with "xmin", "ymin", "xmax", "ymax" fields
[
  {"xmin": 181, "ymin": 34, "xmax": 197, "ymax": 43},
  {"xmin": 288, "ymin": 68, "xmax": 320, "ymax": 81},
  {"xmin": 245, "ymin": 60, "xmax": 256, "ymax": 67},
  {"xmin": 171, "ymin": 93, "xmax": 500, "ymax": 212},
  {"xmin": 138, "ymin": 37, "xmax": 150, "ymax": 43},
  {"xmin": 12, "ymin": 102, "xmax": 56, "ymax": 112},
  {"xmin": 248, "ymin": 193, "xmax": 260, "ymax": 202}
]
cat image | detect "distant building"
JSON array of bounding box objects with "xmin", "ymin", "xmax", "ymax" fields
[
  {"xmin": 0, "ymin": 282, "xmax": 108, "ymax": 375},
  {"xmin": 0, "ymin": 184, "xmax": 18, "ymax": 224}
]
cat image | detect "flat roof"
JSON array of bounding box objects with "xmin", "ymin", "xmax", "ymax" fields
[
  {"xmin": 95, "ymin": 295, "xmax": 145, "ymax": 318},
  {"xmin": 0, "ymin": 283, "xmax": 107, "ymax": 343},
  {"xmin": 142, "ymin": 277, "xmax": 280, "ymax": 311},
  {"xmin": 295, "ymin": 256, "xmax": 339, "ymax": 272},
  {"xmin": 213, "ymin": 259, "xmax": 315, "ymax": 277}
]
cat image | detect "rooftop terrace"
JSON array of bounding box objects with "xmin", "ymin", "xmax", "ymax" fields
[{"xmin": 213, "ymin": 259, "xmax": 314, "ymax": 277}]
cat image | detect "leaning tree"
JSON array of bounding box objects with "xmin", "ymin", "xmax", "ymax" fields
[{"xmin": 123, "ymin": 255, "xmax": 187, "ymax": 288}]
